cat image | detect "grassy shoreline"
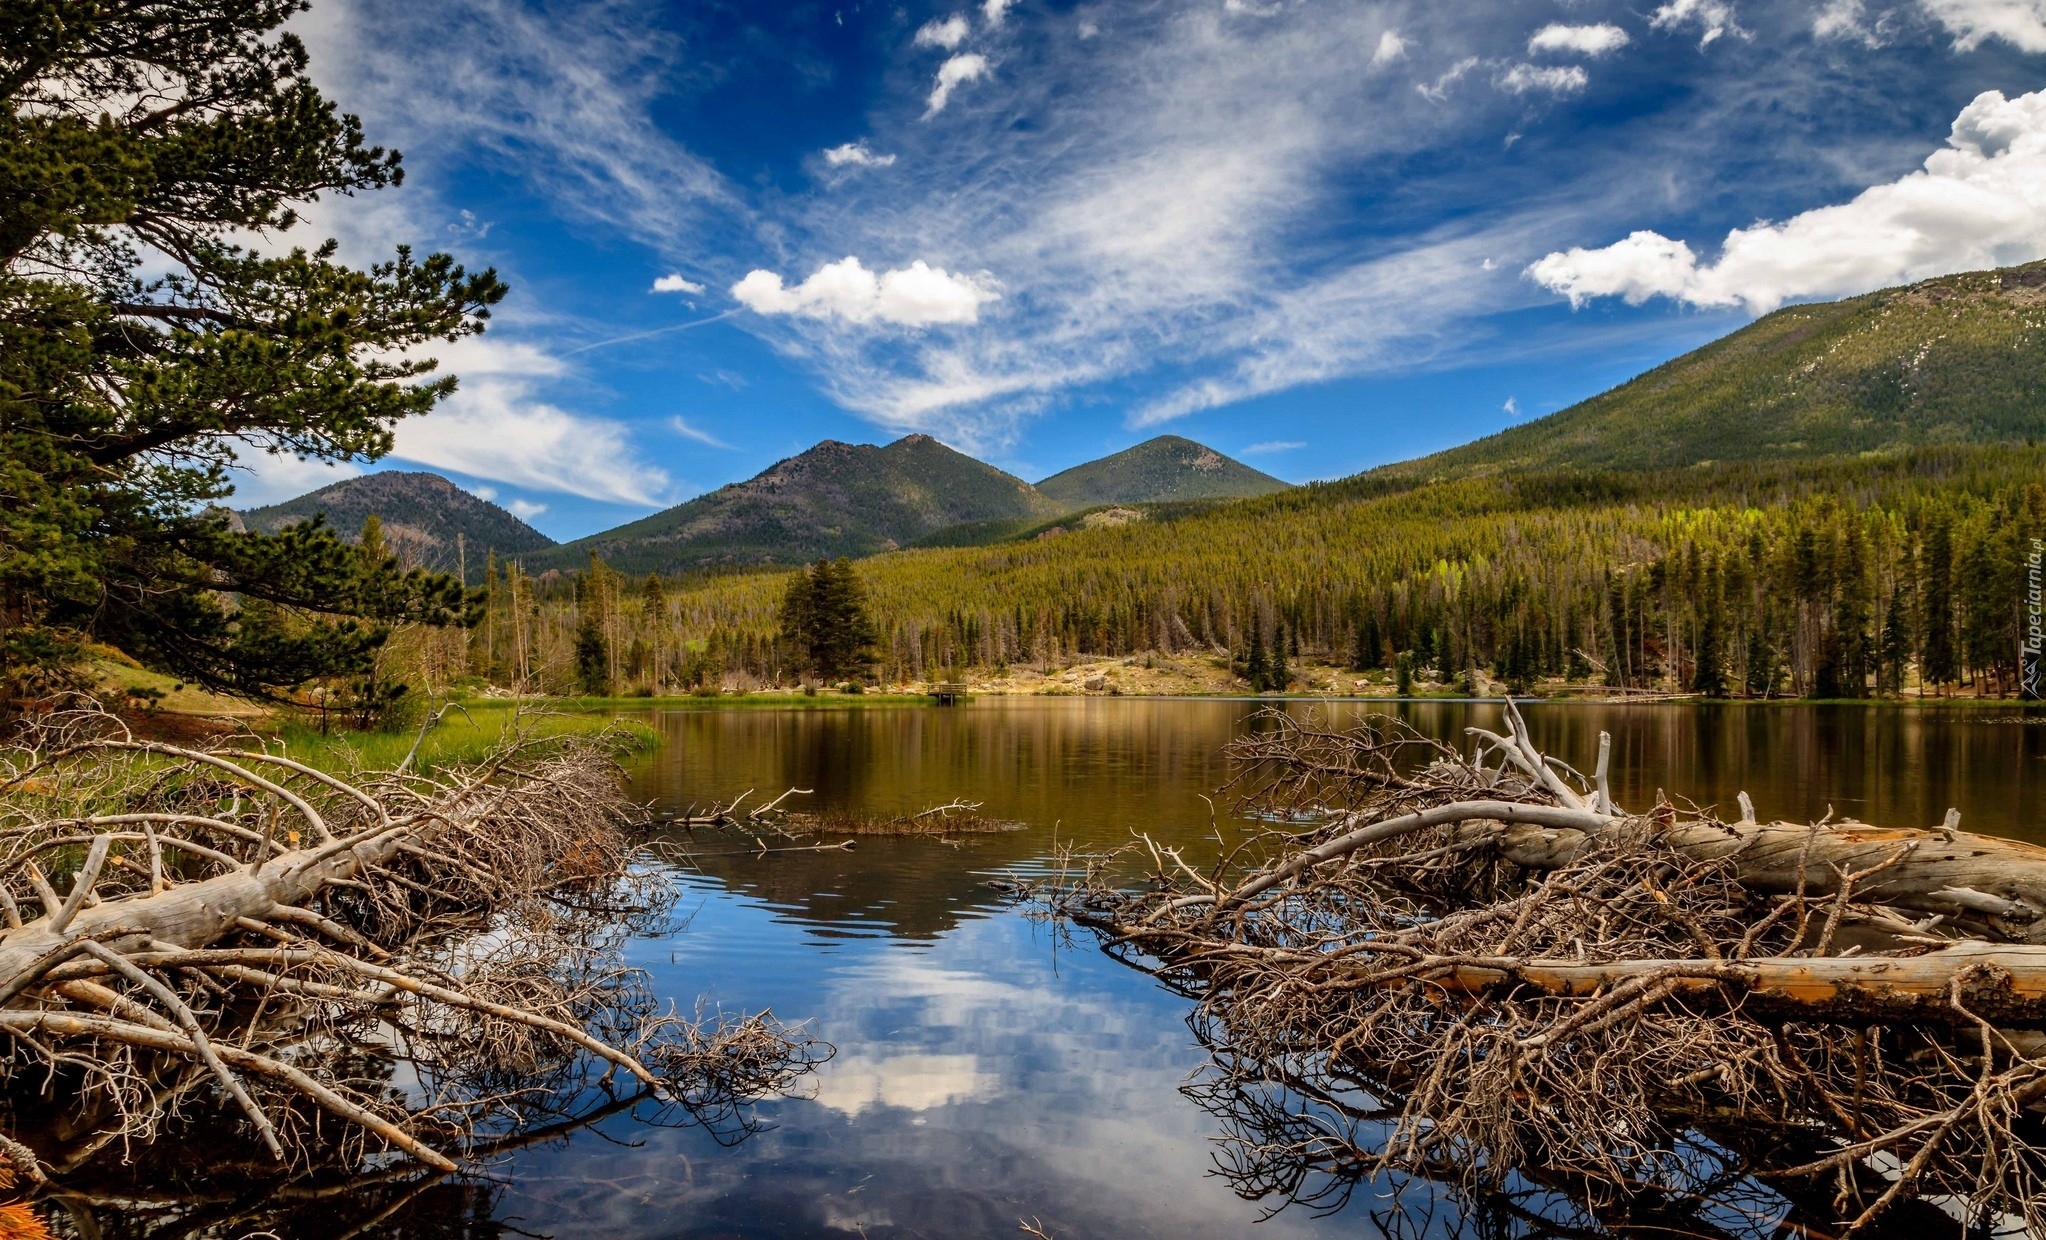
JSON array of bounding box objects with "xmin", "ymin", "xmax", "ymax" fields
[{"xmin": 464, "ymin": 690, "xmax": 2044, "ymax": 711}]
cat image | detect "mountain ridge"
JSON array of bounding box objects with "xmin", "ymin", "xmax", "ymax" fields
[
  {"xmin": 538, "ymin": 434, "xmax": 1066, "ymax": 575},
  {"xmin": 239, "ymin": 472, "xmax": 555, "ymax": 583},
  {"xmin": 1034, "ymin": 435, "xmax": 1291, "ymax": 507},
  {"xmin": 1374, "ymin": 260, "xmax": 2046, "ymax": 483}
]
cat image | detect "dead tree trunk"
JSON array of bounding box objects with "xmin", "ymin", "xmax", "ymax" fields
[
  {"xmin": 0, "ymin": 711, "xmax": 817, "ymax": 1180},
  {"xmin": 1055, "ymin": 703, "xmax": 2046, "ymax": 1235}
]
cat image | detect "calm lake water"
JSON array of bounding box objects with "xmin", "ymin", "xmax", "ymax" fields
[{"xmin": 66, "ymin": 699, "xmax": 2046, "ymax": 1238}]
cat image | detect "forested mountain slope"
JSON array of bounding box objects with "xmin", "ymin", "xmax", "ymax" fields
[
  {"xmin": 1035, "ymin": 436, "xmax": 1290, "ymax": 505},
  {"xmin": 551, "ymin": 445, "xmax": 2042, "ymax": 698},
  {"xmin": 240, "ymin": 472, "xmax": 553, "ymax": 583},
  {"xmin": 1378, "ymin": 262, "xmax": 2046, "ymax": 481},
  {"xmin": 542, "ymin": 434, "xmax": 1065, "ymax": 574}
]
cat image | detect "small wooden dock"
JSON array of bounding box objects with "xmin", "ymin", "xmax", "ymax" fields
[{"xmin": 929, "ymin": 681, "xmax": 969, "ymax": 704}]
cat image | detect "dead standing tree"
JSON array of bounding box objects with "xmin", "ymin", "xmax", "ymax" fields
[
  {"xmin": 1058, "ymin": 705, "xmax": 2046, "ymax": 1234},
  {"xmin": 0, "ymin": 707, "xmax": 819, "ymax": 1187}
]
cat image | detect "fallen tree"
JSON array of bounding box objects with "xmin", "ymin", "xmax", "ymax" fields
[
  {"xmin": 1054, "ymin": 705, "xmax": 2046, "ymax": 1235},
  {"xmin": 0, "ymin": 705, "xmax": 819, "ymax": 1189}
]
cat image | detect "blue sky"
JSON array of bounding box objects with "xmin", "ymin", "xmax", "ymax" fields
[{"xmin": 237, "ymin": 0, "xmax": 2046, "ymax": 538}]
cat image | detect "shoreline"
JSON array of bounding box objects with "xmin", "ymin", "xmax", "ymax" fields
[{"xmin": 482, "ymin": 691, "xmax": 2046, "ymax": 711}]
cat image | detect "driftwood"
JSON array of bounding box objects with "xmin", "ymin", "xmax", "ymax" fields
[
  {"xmin": 0, "ymin": 706, "xmax": 820, "ymax": 1188},
  {"xmin": 1055, "ymin": 705, "xmax": 2046, "ymax": 1235}
]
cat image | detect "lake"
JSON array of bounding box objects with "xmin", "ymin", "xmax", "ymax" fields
[{"xmin": 68, "ymin": 699, "xmax": 2046, "ymax": 1237}]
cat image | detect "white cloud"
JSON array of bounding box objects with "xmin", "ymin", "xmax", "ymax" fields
[
  {"xmin": 1527, "ymin": 23, "xmax": 1631, "ymax": 56},
  {"xmin": 651, "ymin": 272, "xmax": 704, "ymax": 294},
  {"xmin": 1529, "ymin": 88, "xmax": 2046, "ymax": 314},
  {"xmin": 226, "ymin": 450, "xmax": 364, "ymax": 507},
  {"xmin": 1919, "ymin": 0, "xmax": 2046, "ymax": 50},
  {"xmin": 1503, "ymin": 396, "xmax": 1520, "ymax": 416},
  {"xmin": 472, "ymin": 485, "xmax": 497, "ymax": 501},
  {"xmin": 1223, "ymin": 0, "xmax": 1284, "ymax": 15},
  {"xmin": 1814, "ymin": 0, "xmax": 1881, "ymax": 43},
  {"xmin": 507, "ymin": 499, "xmax": 548, "ymax": 520},
  {"xmin": 1416, "ymin": 55, "xmax": 1479, "ymax": 102},
  {"xmin": 1498, "ymin": 63, "xmax": 1589, "ymax": 94},
  {"xmin": 1239, "ymin": 440, "xmax": 1304, "ymax": 454},
  {"xmin": 915, "ymin": 13, "xmax": 971, "ymax": 49},
  {"xmin": 926, "ymin": 52, "xmax": 991, "ymax": 116},
  {"xmin": 391, "ymin": 382, "xmax": 672, "ymax": 505},
  {"xmin": 1371, "ymin": 29, "xmax": 1407, "ymax": 65},
  {"xmin": 822, "ymin": 141, "xmax": 897, "ymax": 169},
  {"xmin": 732, "ymin": 256, "xmax": 999, "ymax": 327},
  {"xmin": 1649, "ymin": 0, "xmax": 1747, "ymax": 46},
  {"xmin": 670, "ymin": 415, "xmax": 734, "ymax": 448},
  {"xmin": 983, "ymin": 0, "xmax": 1017, "ymax": 27}
]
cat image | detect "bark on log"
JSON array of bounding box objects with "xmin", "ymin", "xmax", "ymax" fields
[
  {"xmin": 1487, "ymin": 819, "xmax": 2046, "ymax": 942},
  {"xmin": 0, "ymin": 802, "xmax": 475, "ymax": 983},
  {"xmin": 1340, "ymin": 942, "xmax": 2046, "ymax": 1028}
]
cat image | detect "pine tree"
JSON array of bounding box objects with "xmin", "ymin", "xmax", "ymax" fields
[
  {"xmin": 1246, "ymin": 625, "xmax": 1269, "ymax": 693},
  {"xmin": 1351, "ymin": 612, "xmax": 1383, "ymax": 670},
  {"xmin": 1690, "ymin": 561, "xmax": 1727, "ymax": 696},
  {"xmin": 1879, "ymin": 583, "xmax": 1912, "ymax": 697},
  {"xmin": 641, "ymin": 573, "xmax": 667, "ymax": 691},
  {"xmin": 1921, "ymin": 514, "xmax": 1959, "ymax": 694},
  {"xmin": 0, "ymin": 2, "xmax": 500, "ymax": 708},
  {"xmin": 574, "ymin": 617, "xmax": 609, "ymax": 696},
  {"xmin": 1271, "ymin": 621, "xmax": 1291, "ymax": 691},
  {"xmin": 779, "ymin": 559, "xmax": 878, "ymax": 681}
]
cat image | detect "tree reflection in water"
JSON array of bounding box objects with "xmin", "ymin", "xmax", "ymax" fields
[
  {"xmin": 36, "ymin": 1065, "xmax": 804, "ymax": 1240},
  {"xmin": 1175, "ymin": 1009, "xmax": 1970, "ymax": 1240}
]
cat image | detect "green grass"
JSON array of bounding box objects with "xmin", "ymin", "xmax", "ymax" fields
[
  {"xmin": 495, "ymin": 692, "xmax": 946, "ymax": 710},
  {"xmin": 258, "ymin": 701, "xmax": 659, "ymax": 776}
]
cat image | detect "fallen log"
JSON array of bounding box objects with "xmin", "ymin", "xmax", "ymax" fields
[
  {"xmin": 0, "ymin": 706, "xmax": 820, "ymax": 1180},
  {"xmin": 1055, "ymin": 704, "xmax": 2046, "ymax": 1235}
]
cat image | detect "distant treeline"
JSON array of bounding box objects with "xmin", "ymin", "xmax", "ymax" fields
[{"xmin": 458, "ymin": 446, "xmax": 2046, "ymax": 699}]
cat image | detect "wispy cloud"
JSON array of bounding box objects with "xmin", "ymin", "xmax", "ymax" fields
[
  {"xmin": 507, "ymin": 498, "xmax": 548, "ymax": 520},
  {"xmin": 297, "ymin": 0, "xmax": 742, "ymax": 250},
  {"xmin": 915, "ymin": 13, "xmax": 971, "ymax": 50},
  {"xmin": 822, "ymin": 141, "xmax": 897, "ymax": 169},
  {"xmin": 1239, "ymin": 440, "xmax": 1304, "ymax": 455},
  {"xmin": 670, "ymin": 415, "xmax": 735, "ymax": 449},
  {"xmin": 926, "ymin": 53, "xmax": 991, "ymax": 116},
  {"xmin": 1918, "ymin": 0, "xmax": 2046, "ymax": 51},
  {"xmin": 1649, "ymin": 0, "xmax": 1747, "ymax": 47},
  {"xmin": 393, "ymin": 385, "xmax": 672, "ymax": 506},
  {"xmin": 1497, "ymin": 63, "xmax": 1589, "ymax": 94},
  {"xmin": 652, "ymin": 273, "xmax": 704, "ymax": 293}
]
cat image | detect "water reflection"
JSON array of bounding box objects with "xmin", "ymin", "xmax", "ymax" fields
[
  {"xmin": 52, "ymin": 701, "xmax": 2043, "ymax": 1238},
  {"xmin": 631, "ymin": 700, "xmax": 2043, "ymax": 943}
]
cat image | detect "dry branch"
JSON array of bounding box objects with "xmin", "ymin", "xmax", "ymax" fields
[
  {"xmin": 1053, "ymin": 704, "xmax": 2046, "ymax": 1234},
  {"xmin": 0, "ymin": 705, "xmax": 821, "ymax": 1184}
]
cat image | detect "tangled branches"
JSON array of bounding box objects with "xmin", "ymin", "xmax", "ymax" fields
[
  {"xmin": 0, "ymin": 705, "xmax": 822, "ymax": 1197},
  {"xmin": 1058, "ymin": 706, "xmax": 2046, "ymax": 1235}
]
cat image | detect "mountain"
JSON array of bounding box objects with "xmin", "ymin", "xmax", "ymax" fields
[
  {"xmin": 546, "ymin": 434, "xmax": 1067, "ymax": 574},
  {"xmin": 240, "ymin": 472, "xmax": 555, "ymax": 582},
  {"xmin": 1379, "ymin": 261, "xmax": 2046, "ymax": 483},
  {"xmin": 1034, "ymin": 435, "xmax": 1291, "ymax": 506}
]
